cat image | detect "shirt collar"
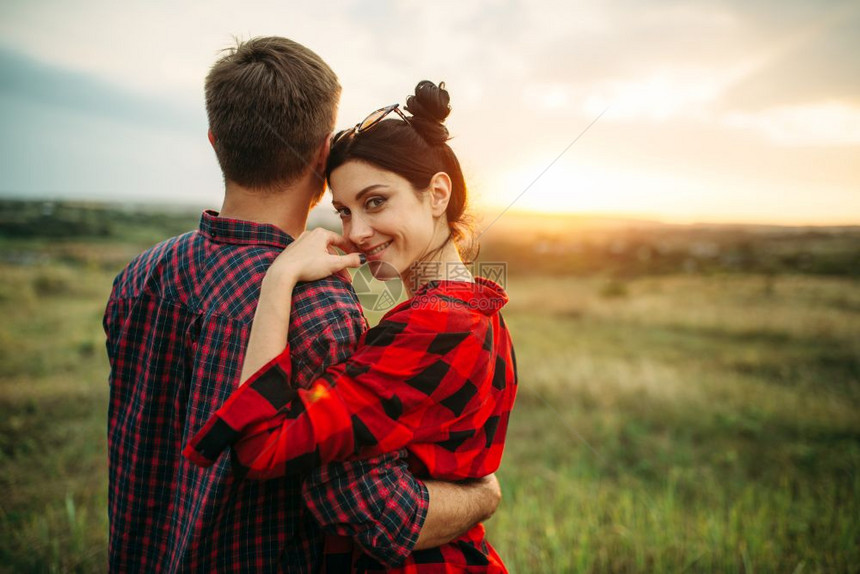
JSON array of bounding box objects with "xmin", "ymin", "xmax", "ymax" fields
[
  {"xmin": 413, "ymin": 277, "xmax": 509, "ymax": 315},
  {"xmin": 197, "ymin": 210, "xmax": 294, "ymax": 248}
]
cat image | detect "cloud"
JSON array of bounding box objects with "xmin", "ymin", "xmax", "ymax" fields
[
  {"xmin": 0, "ymin": 0, "xmax": 857, "ymax": 221},
  {"xmin": 478, "ymin": 0, "xmax": 860, "ymax": 127},
  {"xmin": 0, "ymin": 46, "xmax": 204, "ymax": 132},
  {"xmin": 0, "ymin": 45, "xmax": 215, "ymax": 202},
  {"xmin": 718, "ymin": 2, "xmax": 860, "ymax": 111},
  {"xmin": 724, "ymin": 102, "xmax": 860, "ymax": 146}
]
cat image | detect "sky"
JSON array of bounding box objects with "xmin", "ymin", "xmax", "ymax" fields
[{"xmin": 0, "ymin": 0, "xmax": 858, "ymax": 225}]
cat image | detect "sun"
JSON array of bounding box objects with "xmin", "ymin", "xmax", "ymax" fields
[{"xmin": 481, "ymin": 162, "xmax": 660, "ymax": 217}]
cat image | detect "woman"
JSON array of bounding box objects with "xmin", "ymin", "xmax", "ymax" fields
[{"xmin": 185, "ymin": 81, "xmax": 517, "ymax": 573}]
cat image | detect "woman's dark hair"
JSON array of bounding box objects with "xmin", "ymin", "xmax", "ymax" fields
[{"xmin": 326, "ymin": 81, "xmax": 476, "ymax": 261}]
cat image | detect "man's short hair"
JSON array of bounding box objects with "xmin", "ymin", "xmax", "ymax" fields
[{"xmin": 205, "ymin": 36, "xmax": 340, "ymax": 191}]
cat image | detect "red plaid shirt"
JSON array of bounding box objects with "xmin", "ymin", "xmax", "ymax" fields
[
  {"xmin": 185, "ymin": 278, "xmax": 518, "ymax": 573},
  {"xmin": 104, "ymin": 210, "xmax": 428, "ymax": 573}
]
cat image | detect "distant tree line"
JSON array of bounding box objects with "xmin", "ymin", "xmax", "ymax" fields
[
  {"xmin": 477, "ymin": 226, "xmax": 860, "ymax": 279},
  {"xmin": 2, "ymin": 200, "xmax": 858, "ymax": 278},
  {"xmin": 0, "ymin": 200, "xmax": 199, "ymax": 241}
]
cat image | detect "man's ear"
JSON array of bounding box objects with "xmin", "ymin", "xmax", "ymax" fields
[
  {"xmin": 312, "ymin": 135, "xmax": 332, "ymax": 176},
  {"xmin": 207, "ymin": 129, "xmax": 216, "ymax": 149},
  {"xmin": 307, "ymin": 136, "xmax": 333, "ymax": 207},
  {"xmin": 428, "ymin": 172, "xmax": 453, "ymax": 217}
]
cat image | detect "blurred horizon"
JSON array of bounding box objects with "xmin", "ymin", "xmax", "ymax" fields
[
  {"xmin": 3, "ymin": 196, "xmax": 859, "ymax": 233},
  {"xmin": 1, "ymin": 0, "xmax": 859, "ymax": 226}
]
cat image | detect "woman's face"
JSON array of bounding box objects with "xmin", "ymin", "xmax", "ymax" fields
[{"xmin": 329, "ymin": 160, "xmax": 446, "ymax": 280}]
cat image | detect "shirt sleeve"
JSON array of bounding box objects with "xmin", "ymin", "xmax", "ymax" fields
[
  {"xmin": 287, "ymin": 275, "xmax": 366, "ymax": 387},
  {"xmin": 183, "ymin": 307, "xmax": 482, "ymax": 478},
  {"xmin": 302, "ymin": 450, "xmax": 429, "ymax": 568},
  {"xmin": 292, "ymin": 290, "xmax": 428, "ymax": 566},
  {"xmin": 103, "ymin": 299, "xmax": 116, "ymax": 360},
  {"xmin": 103, "ymin": 278, "xmax": 129, "ymax": 375}
]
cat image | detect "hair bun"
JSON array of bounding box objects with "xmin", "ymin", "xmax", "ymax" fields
[{"xmin": 404, "ymin": 80, "xmax": 451, "ymax": 145}]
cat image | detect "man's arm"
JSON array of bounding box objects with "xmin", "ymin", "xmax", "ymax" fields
[
  {"xmin": 416, "ymin": 474, "xmax": 501, "ymax": 549},
  {"xmin": 303, "ymin": 451, "xmax": 428, "ymax": 567},
  {"xmin": 304, "ymin": 454, "xmax": 501, "ymax": 567}
]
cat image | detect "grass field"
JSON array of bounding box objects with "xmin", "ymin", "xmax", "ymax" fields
[
  {"xmin": 1, "ymin": 222, "xmax": 859, "ymax": 572},
  {"xmin": 492, "ymin": 275, "xmax": 859, "ymax": 572}
]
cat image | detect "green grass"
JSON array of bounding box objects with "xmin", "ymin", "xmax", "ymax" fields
[
  {"xmin": 1, "ymin": 244, "xmax": 858, "ymax": 571},
  {"xmin": 487, "ymin": 275, "xmax": 860, "ymax": 572},
  {"xmin": 0, "ymin": 261, "xmax": 114, "ymax": 573}
]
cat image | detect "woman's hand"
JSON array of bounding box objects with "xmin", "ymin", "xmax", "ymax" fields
[
  {"xmin": 267, "ymin": 227, "xmax": 364, "ymax": 288},
  {"xmin": 240, "ymin": 229, "xmax": 363, "ymax": 383}
]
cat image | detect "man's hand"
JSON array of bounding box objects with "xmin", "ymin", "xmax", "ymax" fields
[{"xmin": 414, "ymin": 473, "xmax": 502, "ymax": 550}]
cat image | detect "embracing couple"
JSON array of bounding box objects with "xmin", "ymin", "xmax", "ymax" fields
[{"xmin": 104, "ymin": 36, "xmax": 517, "ymax": 573}]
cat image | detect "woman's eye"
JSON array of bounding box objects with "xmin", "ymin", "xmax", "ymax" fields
[
  {"xmin": 365, "ymin": 197, "xmax": 386, "ymax": 210},
  {"xmin": 334, "ymin": 207, "xmax": 350, "ymax": 218}
]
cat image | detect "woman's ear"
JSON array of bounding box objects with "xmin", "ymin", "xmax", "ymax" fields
[{"xmin": 427, "ymin": 172, "xmax": 452, "ymax": 217}]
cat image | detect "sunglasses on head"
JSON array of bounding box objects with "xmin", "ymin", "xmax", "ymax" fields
[{"xmin": 332, "ymin": 103, "xmax": 411, "ymax": 146}]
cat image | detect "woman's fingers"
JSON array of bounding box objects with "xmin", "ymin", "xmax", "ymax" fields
[
  {"xmin": 326, "ymin": 231, "xmax": 357, "ymax": 255},
  {"xmin": 339, "ymin": 236, "xmax": 360, "ymax": 254},
  {"xmin": 315, "ymin": 229, "xmax": 364, "ymax": 264},
  {"xmin": 310, "ymin": 230, "xmax": 354, "ymax": 257},
  {"xmin": 289, "ymin": 229, "xmax": 342, "ymax": 255},
  {"xmin": 327, "ymin": 251, "xmax": 364, "ymax": 274},
  {"xmin": 300, "ymin": 227, "xmax": 350, "ymax": 253},
  {"xmin": 270, "ymin": 228, "xmax": 364, "ymax": 283}
]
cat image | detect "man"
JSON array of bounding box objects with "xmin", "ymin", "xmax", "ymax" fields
[{"xmin": 103, "ymin": 36, "xmax": 500, "ymax": 573}]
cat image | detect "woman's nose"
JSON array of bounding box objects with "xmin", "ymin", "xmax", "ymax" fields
[{"xmin": 347, "ymin": 215, "xmax": 373, "ymax": 246}]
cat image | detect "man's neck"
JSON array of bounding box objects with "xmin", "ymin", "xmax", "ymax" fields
[{"xmin": 218, "ymin": 179, "xmax": 319, "ymax": 238}]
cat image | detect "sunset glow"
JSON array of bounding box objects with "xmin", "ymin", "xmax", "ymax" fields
[{"xmin": 0, "ymin": 0, "xmax": 858, "ymax": 225}]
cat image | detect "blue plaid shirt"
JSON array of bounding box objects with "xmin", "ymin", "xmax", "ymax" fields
[{"xmin": 104, "ymin": 210, "xmax": 428, "ymax": 572}]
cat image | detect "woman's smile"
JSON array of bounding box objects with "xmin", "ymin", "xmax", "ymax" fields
[
  {"xmin": 329, "ymin": 160, "xmax": 445, "ymax": 282},
  {"xmin": 363, "ymin": 240, "xmax": 393, "ymax": 259}
]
